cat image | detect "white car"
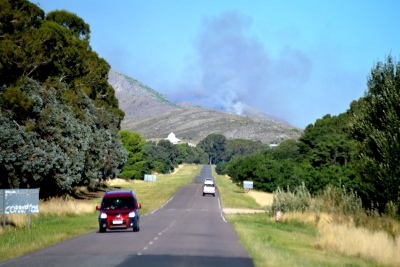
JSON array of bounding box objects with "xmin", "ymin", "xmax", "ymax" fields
[
  {"xmin": 203, "ymin": 180, "xmax": 216, "ymax": 197},
  {"xmin": 204, "ymin": 178, "xmax": 214, "ymax": 184}
]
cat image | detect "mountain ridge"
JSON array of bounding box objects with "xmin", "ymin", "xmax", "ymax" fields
[{"xmin": 109, "ymin": 69, "xmax": 303, "ymax": 144}]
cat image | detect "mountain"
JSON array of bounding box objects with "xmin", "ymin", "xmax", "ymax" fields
[{"xmin": 109, "ymin": 69, "xmax": 303, "ymax": 144}]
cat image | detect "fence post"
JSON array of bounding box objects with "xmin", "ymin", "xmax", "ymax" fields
[{"xmin": 2, "ymin": 191, "xmax": 5, "ymax": 228}]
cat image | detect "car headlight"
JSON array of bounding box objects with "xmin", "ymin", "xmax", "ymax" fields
[
  {"xmin": 128, "ymin": 212, "xmax": 135, "ymax": 218},
  {"xmin": 100, "ymin": 213, "xmax": 107, "ymax": 219}
]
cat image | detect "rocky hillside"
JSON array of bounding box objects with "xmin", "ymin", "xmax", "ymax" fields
[{"xmin": 109, "ymin": 69, "xmax": 303, "ymax": 144}]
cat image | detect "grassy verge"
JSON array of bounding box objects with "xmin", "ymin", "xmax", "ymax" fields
[
  {"xmin": 0, "ymin": 213, "xmax": 98, "ymax": 261},
  {"xmin": 212, "ymin": 168, "xmax": 392, "ymax": 267},
  {"xmin": 214, "ymin": 169, "xmax": 261, "ymax": 209},
  {"xmin": 227, "ymin": 213, "xmax": 382, "ymax": 267},
  {"xmin": 0, "ymin": 164, "xmax": 201, "ymax": 262}
]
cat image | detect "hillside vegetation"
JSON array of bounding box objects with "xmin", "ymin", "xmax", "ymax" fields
[{"xmin": 122, "ymin": 105, "xmax": 302, "ymax": 144}]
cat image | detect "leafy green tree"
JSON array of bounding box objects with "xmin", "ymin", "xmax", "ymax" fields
[
  {"xmin": 0, "ymin": 1, "xmax": 123, "ymax": 121},
  {"xmin": 224, "ymin": 152, "xmax": 304, "ymax": 192},
  {"xmin": 197, "ymin": 134, "xmax": 227, "ymax": 164},
  {"xmin": 215, "ymin": 161, "xmax": 229, "ymax": 175},
  {"xmin": 0, "ymin": 0, "xmax": 45, "ymax": 85},
  {"xmin": 270, "ymin": 139, "xmax": 299, "ymax": 160},
  {"xmin": 297, "ymin": 113, "xmax": 357, "ymax": 193},
  {"xmin": 224, "ymin": 139, "xmax": 267, "ymax": 162},
  {"xmin": 349, "ymin": 55, "xmax": 400, "ymax": 214},
  {"xmin": 119, "ymin": 130, "xmax": 146, "ymax": 179},
  {"xmin": 0, "ymin": 1, "xmax": 127, "ymax": 197},
  {"xmin": 175, "ymin": 143, "xmax": 208, "ymax": 164},
  {"xmin": 158, "ymin": 139, "xmax": 179, "ymax": 171},
  {"xmin": 0, "ymin": 79, "xmax": 127, "ymax": 196},
  {"xmin": 176, "ymin": 143, "xmax": 188, "ymax": 164},
  {"xmin": 142, "ymin": 140, "xmax": 179, "ymax": 174},
  {"xmin": 299, "ymin": 114, "xmax": 354, "ymax": 165}
]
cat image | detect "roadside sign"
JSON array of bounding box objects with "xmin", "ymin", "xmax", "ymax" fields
[
  {"xmin": 0, "ymin": 189, "xmax": 40, "ymax": 228},
  {"xmin": 243, "ymin": 181, "xmax": 253, "ymax": 189},
  {"xmin": 144, "ymin": 174, "xmax": 156, "ymax": 182}
]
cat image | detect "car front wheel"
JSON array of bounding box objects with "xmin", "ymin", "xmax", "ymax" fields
[{"xmin": 133, "ymin": 218, "xmax": 140, "ymax": 232}]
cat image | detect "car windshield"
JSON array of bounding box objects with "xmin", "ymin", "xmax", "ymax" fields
[
  {"xmin": 102, "ymin": 197, "xmax": 135, "ymax": 209},
  {"xmin": 205, "ymin": 184, "xmax": 214, "ymax": 187}
]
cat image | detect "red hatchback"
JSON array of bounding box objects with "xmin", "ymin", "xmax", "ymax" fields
[{"xmin": 96, "ymin": 190, "xmax": 142, "ymax": 232}]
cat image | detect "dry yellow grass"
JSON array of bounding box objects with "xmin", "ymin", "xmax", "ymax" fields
[
  {"xmin": 248, "ymin": 190, "xmax": 274, "ymax": 207},
  {"xmin": 106, "ymin": 178, "xmax": 135, "ymax": 187},
  {"xmin": 318, "ymin": 222, "xmax": 400, "ymax": 266},
  {"xmin": 0, "ymin": 197, "xmax": 96, "ymax": 229},
  {"xmin": 277, "ymin": 211, "xmax": 334, "ymax": 226},
  {"xmin": 0, "ymin": 214, "xmax": 28, "ymax": 229},
  {"xmin": 279, "ymin": 211, "xmax": 400, "ymax": 266},
  {"xmin": 39, "ymin": 197, "xmax": 96, "ymax": 215}
]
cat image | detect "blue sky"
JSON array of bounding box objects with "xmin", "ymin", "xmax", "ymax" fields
[{"xmin": 35, "ymin": 0, "xmax": 400, "ymax": 128}]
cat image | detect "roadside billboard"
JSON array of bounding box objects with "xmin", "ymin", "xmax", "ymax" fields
[{"xmin": 0, "ymin": 189, "xmax": 40, "ymax": 228}]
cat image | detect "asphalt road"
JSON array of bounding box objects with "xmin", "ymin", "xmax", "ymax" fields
[{"xmin": 0, "ymin": 165, "xmax": 254, "ymax": 267}]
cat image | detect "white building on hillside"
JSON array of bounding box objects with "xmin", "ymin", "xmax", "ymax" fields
[{"xmin": 166, "ymin": 132, "xmax": 180, "ymax": 144}]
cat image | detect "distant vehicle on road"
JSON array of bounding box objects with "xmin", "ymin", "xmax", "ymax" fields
[
  {"xmin": 204, "ymin": 178, "xmax": 214, "ymax": 184},
  {"xmin": 96, "ymin": 190, "xmax": 142, "ymax": 232},
  {"xmin": 203, "ymin": 179, "xmax": 216, "ymax": 197}
]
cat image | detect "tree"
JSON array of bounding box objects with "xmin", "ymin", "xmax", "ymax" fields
[
  {"xmin": 296, "ymin": 112, "xmax": 358, "ymax": 194},
  {"xmin": 119, "ymin": 130, "xmax": 146, "ymax": 179},
  {"xmin": 224, "ymin": 139, "xmax": 267, "ymax": 162},
  {"xmin": 349, "ymin": 55, "xmax": 400, "ymax": 214},
  {"xmin": 157, "ymin": 140, "xmax": 180, "ymax": 172},
  {"xmin": 271, "ymin": 139, "xmax": 299, "ymax": 161},
  {"xmin": 142, "ymin": 140, "xmax": 179, "ymax": 174},
  {"xmin": 0, "ymin": 2, "xmax": 127, "ymax": 197},
  {"xmin": 175, "ymin": 143, "xmax": 208, "ymax": 165},
  {"xmin": 197, "ymin": 134, "xmax": 227, "ymax": 164}
]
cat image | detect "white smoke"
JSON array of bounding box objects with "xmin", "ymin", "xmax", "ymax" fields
[{"xmin": 170, "ymin": 10, "xmax": 312, "ymax": 124}]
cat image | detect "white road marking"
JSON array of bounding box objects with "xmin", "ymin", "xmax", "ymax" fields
[
  {"xmin": 150, "ymin": 197, "xmax": 174, "ymax": 214},
  {"xmin": 220, "ymin": 212, "xmax": 227, "ymax": 223}
]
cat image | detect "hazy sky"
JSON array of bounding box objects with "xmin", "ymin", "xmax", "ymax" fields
[{"xmin": 35, "ymin": 0, "xmax": 400, "ymax": 128}]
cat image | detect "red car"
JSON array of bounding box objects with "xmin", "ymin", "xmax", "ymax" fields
[{"xmin": 96, "ymin": 190, "xmax": 142, "ymax": 232}]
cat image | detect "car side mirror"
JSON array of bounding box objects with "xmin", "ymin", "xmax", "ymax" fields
[
  {"xmin": 95, "ymin": 205, "xmax": 100, "ymax": 210},
  {"xmin": 137, "ymin": 203, "xmax": 142, "ymax": 209}
]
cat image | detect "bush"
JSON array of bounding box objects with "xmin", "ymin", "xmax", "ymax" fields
[{"xmin": 272, "ymin": 183, "xmax": 363, "ymax": 216}]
